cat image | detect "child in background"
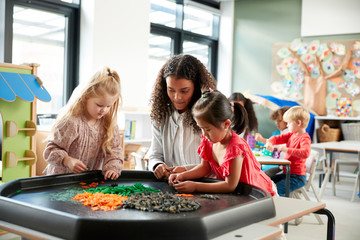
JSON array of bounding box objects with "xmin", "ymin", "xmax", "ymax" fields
[
  {"xmin": 229, "ymin": 92, "xmax": 258, "ymax": 140},
  {"xmin": 43, "ymin": 67, "xmax": 123, "ymax": 180},
  {"xmin": 168, "ymin": 89, "xmax": 276, "ymax": 196},
  {"xmin": 265, "ymin": 106, "xmax": 311, "ymax": 197},
  {"xmin": 256, "ymin": 106, "xmax": 291, "ymax": 176},
  {"xmin": 255, "ymin": 106, "xmax": 291, "ymax": 144}
]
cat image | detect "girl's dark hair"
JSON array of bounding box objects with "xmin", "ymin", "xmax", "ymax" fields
[
  {"xmin": 229, "ymin": 92, "xmax": 258, "ymax": 132},
  {"xmin": 150, "ymin": 54, "xmax": 217, "ymax": 131},
  {"xmin": 192, "ymin": 90, "xmax": 248, "ymax": 135}
]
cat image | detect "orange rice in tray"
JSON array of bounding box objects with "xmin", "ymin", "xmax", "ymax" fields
[
  {"xmin": 174, "ymin": 194, "xmax": 194, "ymax": 198},
  {"xmin": 72, "ymin": 192, "xmax": 128, "ymax": 211}
]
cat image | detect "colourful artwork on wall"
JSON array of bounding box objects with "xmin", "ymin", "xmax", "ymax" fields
[{"xmin": 271, "ymin": 39, "xmax": 360, "ymax": 117}]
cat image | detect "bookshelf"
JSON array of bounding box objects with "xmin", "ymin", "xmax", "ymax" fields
[{"xmin": 118, "ymin": 108, "xmax": 152, "ymax": 147}]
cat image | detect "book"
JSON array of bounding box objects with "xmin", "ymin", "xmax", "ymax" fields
[
  {"xmin": 124, "ymin": 120, "xmax": 131, "ymax": 140},
  {"xmin": 130, "ymin": 120, "xmax": 136, "ymax": 140}
]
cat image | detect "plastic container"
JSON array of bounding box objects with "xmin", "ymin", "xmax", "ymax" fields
[
  {"xmin": 340, "ymin": 122, "xmax": 360, "ymax": 141},
  {"xmin": 272, "ymin": 148, "xmax": 281, "ymax": 159},
  {"xmin": 247, "ymin": 132, "xmax": 256, "ymax": 149}
]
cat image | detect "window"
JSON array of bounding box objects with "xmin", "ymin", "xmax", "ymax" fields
[
  {"xmin": 1, "ymin": 0, "xmax": 80, "ymax": 121},
  {"xmin": 149, "ymin": 0, "xmax": 219, "ymax": 80},
  {"xmin": 148, "ymin": 33, "xmax": 173, "ymax": 92}
]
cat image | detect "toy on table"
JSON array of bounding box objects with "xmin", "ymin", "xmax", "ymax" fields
[
  {"xmin": 272, "ymin": 148, "xmax": 281, "ymax": 159},
  {"xmin": 262, "ymin": 148, "xmax": 281, "ymax": 159},
  {"xmin": 246, "ymin": 131, "xmax": 256, "ymax": 149},
  {"xmin": 253, "ymin": 144, "xmax": 261, "ymax": 152},
  {"xmin": 262, "ymin": 148, "xmax": 273, "ymax": 157}
]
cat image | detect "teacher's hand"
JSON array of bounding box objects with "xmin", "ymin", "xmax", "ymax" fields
[{"xmin": 153, "ymin": 163, "xmax": 169, "ymax": 179}]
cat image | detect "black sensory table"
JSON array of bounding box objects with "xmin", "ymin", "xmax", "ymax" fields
[{"xmin": 0, "ymin": 170, "xmax": 276, "ymax": 240}]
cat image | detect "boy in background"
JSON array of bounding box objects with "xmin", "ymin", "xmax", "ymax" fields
[
  {"xmin": 256, "ymin": 106, "xmax": 290, "ymax": 176},
  {"xmin": 265, "ymin": 106, "xmax": 311, "ymax": 197}
]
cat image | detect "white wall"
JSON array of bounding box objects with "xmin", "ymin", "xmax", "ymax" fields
[
  {"xmin": 79, "ymin": 0, "xmax": 150, "ymax": 109},
  {"xmin": 217, "ymin": 1, "xmax": 234, "ymax": 97},
  {"xmin": 301, "ymin": 0, "xmax": 360, "ymax": 36}
]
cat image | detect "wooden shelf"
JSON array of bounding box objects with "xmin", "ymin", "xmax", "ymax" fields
[
  {"xmin": 313, "ymin": 116, "xmax": 360, "ymax": 143},
  {"xmin": 125, "ymin": 139, "xmax": 152, "ymax": 144},
  {"xmin": 315, "ymin": 116, "xmax": 360, "ymax": 121}
]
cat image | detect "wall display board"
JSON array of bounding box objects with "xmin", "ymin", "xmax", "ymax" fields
[{"xmin": 271, "ymin": 39, "xmax": 360, "ymax": 116}]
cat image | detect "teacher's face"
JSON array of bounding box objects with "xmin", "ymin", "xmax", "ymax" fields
[{"xmin": 166, "ymin": 76, "xmax": 195, "ymax": 113}]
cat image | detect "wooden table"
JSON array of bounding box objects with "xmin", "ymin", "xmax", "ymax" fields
[
  {"xmin": 311, "ymin": 141, "xmax": 360, "ymax": 199},
  {"xmin": 213, "ymin": 197, "xmax": 335, "ymax": 240},
  {"xmin": 255, "ymin": 155, "xmax": 291, "ymax": 197}
]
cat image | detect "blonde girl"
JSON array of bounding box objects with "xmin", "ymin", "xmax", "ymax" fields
[{"xmin": 43, "ymin": 67, "xmax": 123, "ymax": 180}]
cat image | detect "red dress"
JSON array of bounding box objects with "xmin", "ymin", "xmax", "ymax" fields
[{"xmin": 198, "ymin": 131, "xmax": 275, "ymax": 196}]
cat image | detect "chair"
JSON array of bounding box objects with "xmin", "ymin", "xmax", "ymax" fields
[
  {"xmin": 35, "ymin": 130, "xmax": 50, "ymax": 176},
  {"xmin": 332, "ymin": 158, "xmax": 359, "ymax": 202},
  {"xmin": 290, "ymin": 150, "xmax": 323, "ymax": 225}
]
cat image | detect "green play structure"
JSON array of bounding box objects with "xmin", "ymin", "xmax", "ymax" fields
[{"xmin": 0, "ymin": 63, "xmax": 51, "ymax": 183}]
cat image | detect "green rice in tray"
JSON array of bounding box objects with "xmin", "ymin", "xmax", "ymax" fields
[{"xmin": 85, "ymin": 182, "xmax": 160, "ymax": 196}]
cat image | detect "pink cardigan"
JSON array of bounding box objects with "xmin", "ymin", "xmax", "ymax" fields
[{"xmin": 43, "ymin": 116, "xmax": 123, "ymax": 175}]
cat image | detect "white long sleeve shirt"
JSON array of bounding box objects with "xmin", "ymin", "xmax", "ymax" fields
[{"xmin": 148, "ymin": 110, "xmax": 202, "ymax": 171}]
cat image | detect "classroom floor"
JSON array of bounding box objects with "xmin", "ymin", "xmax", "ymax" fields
[
  {"xmin": 0, "ymin": 174, "xmax": 359, "ymax": 240},
  {"xmin": 286, "ymin": 174, "xmax": 360, "ymax": 240}
]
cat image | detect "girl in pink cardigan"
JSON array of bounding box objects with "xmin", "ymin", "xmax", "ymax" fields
[{"xmin": 43, "ymin": 67, "xmax": 123, "ymax": 180}]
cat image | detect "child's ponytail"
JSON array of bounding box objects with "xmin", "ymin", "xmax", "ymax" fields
[
  {"xmin": 231, "ymin": 102, "xmax": 248, "ymax": 135},
  {"xmin": 243, "ymin": 98, "xmax": 258, "ymax": 132}
]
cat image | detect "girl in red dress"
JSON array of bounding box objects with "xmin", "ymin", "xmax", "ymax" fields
[{"xmin": 169, "ymin": 89, "xmax": 276, "ymax": 196}]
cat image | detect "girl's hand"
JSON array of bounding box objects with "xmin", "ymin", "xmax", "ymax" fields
[
  {"xmin": 153, "ymin": 163, "xmax": 169, "ymax": 179},
  {"xmin": 168, "ymin": 173, "xmax": 183, "ymax": 186},
  {"xmin": 173, "ymin": 181, "xmax": 197, "ymax": 193},
  {"xmin": 164, "ymin": 166, "xmax": 187, "ymax": 179},
  {"xmin": 63, "ymin": 156, "xmax": 88, "ymax": 174},
  {"xmin": 104, "ymin": 170, "xmax": 119, "ymax": 180},
  {"xmin": 171, "ymin": 166, "xmax": 187, "ymax": 174}
]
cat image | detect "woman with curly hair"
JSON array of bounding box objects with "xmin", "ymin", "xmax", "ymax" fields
[{"xmin": 149, "ymin": 54, "xmax": 217, "ymax": 179}]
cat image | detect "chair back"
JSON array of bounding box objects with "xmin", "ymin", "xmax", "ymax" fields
[{"xmin": 304, "ymin": 150, "xmax": 320, "ymax": 188}]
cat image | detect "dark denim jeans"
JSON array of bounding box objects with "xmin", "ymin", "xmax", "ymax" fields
[{"xmin": 271, "ymin": 173, "xmax": 306, "ymax": 197}]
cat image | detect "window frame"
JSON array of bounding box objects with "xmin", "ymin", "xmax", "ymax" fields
[
  {"xmin": 1, "ymin": 0, "xmax": 80, "ymax": 104},
  {"xmin": 150, "ymin": 0, "xmax": 219, "ymax": 78}
]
